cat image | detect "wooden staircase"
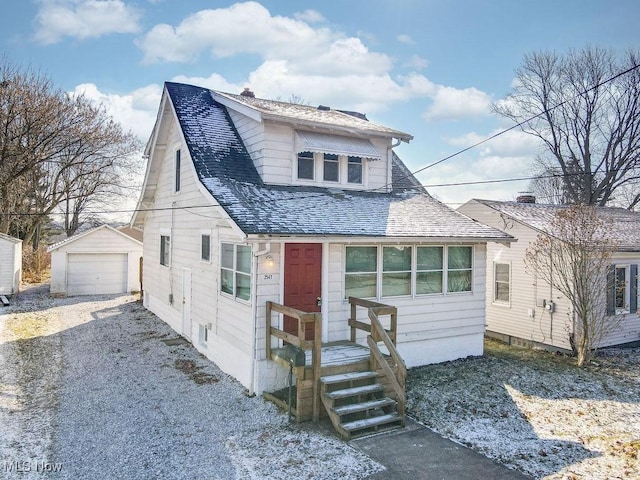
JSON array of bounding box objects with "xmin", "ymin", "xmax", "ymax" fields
[{"xmin": 320, "ymin": 370, "xmax": 404, "ymax": 439}]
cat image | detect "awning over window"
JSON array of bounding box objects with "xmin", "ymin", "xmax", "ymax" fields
[{"xmin": 296, "ymin": 131, "xmax": 381, "ymax": 159}]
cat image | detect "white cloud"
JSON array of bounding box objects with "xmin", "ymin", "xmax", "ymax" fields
[
  {"xmin": 397, "ymin": 34, "xmax": 414, "ymax": 45},
  {"xmin": 34, "ymin": 0, "xmax": 141, "ymax": 44},
  {"xmin": 445, "ymin": 129, "xmax": 541, "ymax": 158},
  {"xmin": 170, "ymin": 73, "xmax": 242, "ymax": 94},
  {"xmin": 293, "ymin": 9, "xmax": 325, "ymax": 23},
  {"xmin": 423, "ymin": 86, "xmax": 493, "ymax": 121},
  {"xmin": 403, "ymin": 54, "xmax": 428, "ymax": 70},
  {"xmin": 71, "ymin": 82, "xmax": 162, "ymax": 141}
]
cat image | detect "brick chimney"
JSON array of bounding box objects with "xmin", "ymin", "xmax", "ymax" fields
[
  {"xmin": 240, "ymin": 87, "xmax": 255, "ymax": 97},
  {"xmin": 516, "ymin": 192, "xmax": 536, "ymax": 204}
]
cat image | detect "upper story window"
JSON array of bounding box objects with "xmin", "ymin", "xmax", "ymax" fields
[
  {"xmin": 347, "ymin": 156, "xmax": 363, "ymax": 184},
  {"xmin": 175, "ymin": 149, "xmax": 181, "ymax": 192},
  {"xmin": 323, "ymin": 153, "xmax": 339, "ymax": 182},
  {"xmin": 297, "ymin": 151, "xmax": 314, "ymax": 180}
]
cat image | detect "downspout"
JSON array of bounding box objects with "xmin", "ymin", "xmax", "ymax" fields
[{"xmin": 249, "ymin": 242, "xmax": 271, "ymax": 395}]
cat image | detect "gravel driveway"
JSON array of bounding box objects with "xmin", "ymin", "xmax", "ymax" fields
[{"xmin": 0, "ymin": 291, "xmax": 382, "ymax": 479}]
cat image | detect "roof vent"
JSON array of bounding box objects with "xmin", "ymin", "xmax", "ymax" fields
[
  {"xmin": 317, "ymin": 105, "xmax": 330, "ymax": 111},
  {"xmin": 240, "ymin": 88, "xmax": 255, "ymax": 97},
  {"xmin": 516, "ymin": 192, "xmax": 536, "ymax": 204}
]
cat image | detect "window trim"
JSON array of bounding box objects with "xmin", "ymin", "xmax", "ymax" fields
[
  {"xmin": 493, "ymin": 262, "xmax": 511, "ymax": 306},
  {"xmin": 220, "ymin": 242, "xmax": 252, "ymax": 303},
  {"xmin": 295, "ymin": 152, "xmax": 367, "ymax": 187},
  {"xmin": 615, "ymin": 264, "xmax": 630, "ymax": 314}
]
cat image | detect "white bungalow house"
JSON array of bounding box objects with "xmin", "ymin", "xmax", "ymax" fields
[
  {"xmin": 131, "ymin": 82, "xmax": 512, "ymax": 429},
  {"xmin": 458, "ymin": 198, "xmax": 640, "ymax": 352},
  {"xmin": 48, "ymin": 224, "xmax": 143, "ymax": 296},
  {"xmin": 0, "ymin": 233, "xmax": 22, "ymax": 295}
]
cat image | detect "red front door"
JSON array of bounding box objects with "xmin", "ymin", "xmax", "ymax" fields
[{"xmin": 283, "ymin": 243, "xmax": 322, "ymax": 340}]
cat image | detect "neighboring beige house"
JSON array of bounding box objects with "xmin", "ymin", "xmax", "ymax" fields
[
  {"xmin": 459, "ymin": 198, "xmax": 640, "ymax": 351},
  {"xmin": 0, "ymin": 233, "xmax": 22, "ymax": 295},
  {"xmin": 48, "ymin": 224, "xmax": 143, "ymax": 296},
  {"xmin": 131, "ymin": 82, "xmax": 512, "ymax": 396}
]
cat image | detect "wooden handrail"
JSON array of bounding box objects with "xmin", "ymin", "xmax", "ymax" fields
[
  {"xmin": 265, "ymin": 300, "xmax": 322, "ymax": 422},
  {"xmin": 348, "ymin": 297, "xmax": 406, "ymax": 418}
]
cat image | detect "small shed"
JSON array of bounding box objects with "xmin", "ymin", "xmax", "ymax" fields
[
  {"xmin": 48, "ymin": 225, "xmax": 143, "ymax": 296},
  {"xmin": 0, "ymin": 233, "xmax": 22, "ymax": 295}
]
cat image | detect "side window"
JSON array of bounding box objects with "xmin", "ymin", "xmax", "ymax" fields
[
  {"xmin": 175, "ymin": 149, "xmax": 181, "ymax": 192},
  {"xmin": 494, "ymin": 262, "xmax": 510, "ymax": 304},
  {"xmin": 447, "ymin": 246, "xmax": 472, "ymax": 293},
  {"xmin": 201, "ymin": 234, "xmax": 211, "ymax": 262},
  {"xmin": 160, "ymin": 235, "xmax": 170, "ymax": 266},
  {"xmin": 345, "ymin": 246, "xmax": 377, "ymax": 298},
  {"xmin": 297, "ymin": 151, "xmax": 314, "ymax": 180},
  {"xmin": 220, "ymin": 243, "xmax": 252, "ymax": 301},
  {"xmin": 323, "ymin": 153, "xmax": 339, "ymax": 182}
]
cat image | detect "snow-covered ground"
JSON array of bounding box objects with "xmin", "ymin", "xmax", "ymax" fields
[
  {"xmin": 407, "ymin": 339, "xmax": 640, "ymax": 479},
  {"xmin": 0, "ymin": 291, "xmax": 382, "ymax": 479}
]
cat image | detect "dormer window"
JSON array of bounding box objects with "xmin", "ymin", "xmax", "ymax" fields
[
  {"xmin": 348, "ymin": 156, "xmax": 362, "ymax": 184},
  {"xmin": 323, "ymin": 153, "xmax": 339, "ymax": 182},
  {"xmin": 297, "ymin": 151, "xmax": 314, "ymax": 180}
]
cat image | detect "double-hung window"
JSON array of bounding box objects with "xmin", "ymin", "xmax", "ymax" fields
[
  {"xmin": 447, "ymin": 246, "xmax": 473, "ymax": 293},
  {"xmin": 494, "ymin": 262, "xmax": 510, "ymax": 304},
  {"xmin": 323, "ymin": 153, "xmax": 339, "ymax": 182},
  {"xmin": 416, "ymin": 246, "xmax": 443, "ymax": 294},
  {"xmin": 297, "ymin": 151, "xmax": 314, "ymax": 180},
  {"xmin": 345, "ymin": 246, "xmax": 377, "ymax": 299},
  {"xmin": 382, "ymin": 246, "xmax": 412, "ymax": 297},
  {"xmin": 220, "ymin": 243, "xmax": 251, "ymax": 301},
  {"xmin": 347, "ymin": 156, "xmax": 363, "ymax": 184},
  {"xmin": 615, "ymin": 265, "xmax": 629, "ymax": 312},
  {"xmin": 160, "ymin": 235, "xmax": 170, "ymax": 266}
]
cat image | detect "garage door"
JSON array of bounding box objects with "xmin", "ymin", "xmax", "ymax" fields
[{"xmin": 67, "ymin": 253, "xmax": 128, "ymax": 296}]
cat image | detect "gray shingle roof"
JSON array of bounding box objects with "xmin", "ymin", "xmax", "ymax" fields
[
  {"xmin": 166, "ymin": 82, "xmax": 511, "ymax": 240},
  {"xmin": 475, "ymin": 199, "xmax": 640, "ymax": 252}
]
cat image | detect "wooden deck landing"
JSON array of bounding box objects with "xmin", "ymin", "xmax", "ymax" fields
[{"xmin": 305, "ymin": 341, "xmax": 370, "ymax": 368}]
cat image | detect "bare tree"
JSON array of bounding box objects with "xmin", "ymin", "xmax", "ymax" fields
[
  {"xmin": 0, "ymin": 59, "xmax": 141, "ymax": 242},
  {"xmin": 495, "ymin": 47, "xmax": 640, "ymax": 208},
  {"xmin": 525, "ymin": 204, "xmax": 619, "ymax": 366},
  {"xmin": 527, "ymin": 157, "xmax": 569, "ymax": 204}
]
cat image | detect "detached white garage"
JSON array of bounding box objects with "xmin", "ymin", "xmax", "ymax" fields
[
  {"xmin": 0, "ymin": 233, "xmax": 22, "ymax": 295},
  {"xmin": 48, "ymin": 225, "xmax": 143, "ymax": 296}
]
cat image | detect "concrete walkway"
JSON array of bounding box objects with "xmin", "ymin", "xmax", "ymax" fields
[{"xmin": 350, "ymin": 418, "xmax": 532, "ymax": 480}]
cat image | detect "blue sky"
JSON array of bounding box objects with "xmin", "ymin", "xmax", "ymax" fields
[{"xmin": 1, "ymin": 0, "xmax": 638, "ymax": 219}]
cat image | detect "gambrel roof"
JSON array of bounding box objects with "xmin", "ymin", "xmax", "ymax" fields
[
  {"xmin": 472, "ymin": 199, "xmax": 640, "ymax": 252},
  {"xmin": 137, "ymin": 82, "xmax": 511, "ymax": 241}
]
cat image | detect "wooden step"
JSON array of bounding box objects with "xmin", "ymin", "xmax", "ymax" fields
[
  {"xmin": 332, "ymin": 397, "xmax": 396, "ymax": 417},
  {"xmin": 342, "ymin": 412, "xmax": 403, "ymax": 433},
  {"xmin": 324, "ymin": 383, "xmax": 384, "ymax": 400},
  {"xmin": 320, "ymin": 371, "xmax": 378, "ymax": 385}
]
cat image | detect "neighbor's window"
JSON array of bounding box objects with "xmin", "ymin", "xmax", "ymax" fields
[
  {"xmin": 447, "ymin": 246, "xmax": 472, "ymax": 293},
  {"xmin": 615, "ymin": 265, "xmax": 629, "ymax": 311},
  {"xmin": 201, "ymin": 234, "xmax": 211, "ymax": 262},
  {"xmin": 494, "ymin": 262, "xmax": 510, "ymax": 303},
  {"xmin": 382, "ymin": 246, "xmax": 412, "ymax": 297},
  {"xmin": 347, "ymin": 156, "xmax": 363, "ymax": 184},
  {"xmin": 297, "ymin": 151, "xmax": 314, "ymax": 180},
  {"xmin": 175, "ymin": 149, "xmax": 181, "ymax": 192},
  {"xmin": 345, "ymin": 246, "xmax": 377, "ymax": 298},
  {"xmin": 220, "ymin": 243, "xmax": 252, "ymax": 301},
  {"xmin": 416, "ymin": 246, "xmax": 443, "ymax": 295},
  {"xmin": 323, "ymin": 153, "xmax": 339, "ymax": 182},
  {"xmin": 160, "ymin": 235, "xmax": 170, "ymax": 266}
]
